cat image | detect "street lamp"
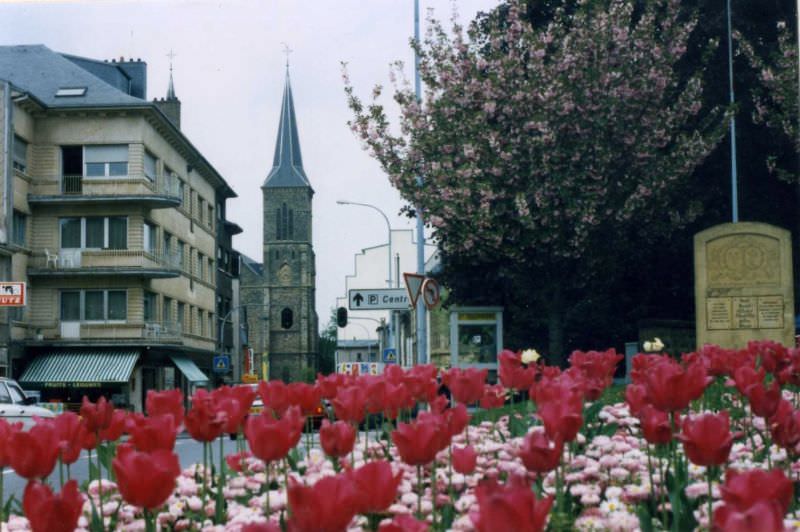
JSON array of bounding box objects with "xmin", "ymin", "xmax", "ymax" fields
[{"xmin": 336, "ymin": 200, "xmax": 395, "ymax": 351}]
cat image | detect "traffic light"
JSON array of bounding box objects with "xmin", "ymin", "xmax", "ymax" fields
[{"xmin": 336, "ymin": 306, "xmax": 348, "ymax": 327}]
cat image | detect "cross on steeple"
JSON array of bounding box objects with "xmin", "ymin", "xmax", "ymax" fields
[{"xmin": 281, "ymin": 42, "xmax": 293, "ymax": 70}]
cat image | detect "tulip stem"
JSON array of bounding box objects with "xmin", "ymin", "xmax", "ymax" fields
[
  {"xmin": 202, "ymin": 442, "xmax": 208, "ymax": 513},
  {"xmin": 431, "ymin": 459, "xmax": 438, "ymax": 529},
  {"xmin": 265, "ymin": 461, "xmax": 271, "ymax": 518},
  {"xmin": 416, "ymin": 464, "xmax": 423, "ymax": 519},
  {"xmin": 144, "ymin": 508, "xmax": 155, "ymax": 532},
  {"xmin": 645, "ymin": 444, "xmax": 655, "ymax": 505},
  {"xmin": 707, "ymin": 467, "xmax": 714, "ymax": 528},
  {"xmin": 0, "ymin": 466, "xmax": 4, "ymax": 522},
  {"xmin": 283, "ymin": 459, "xmax": 291, "ymax": 518},
  {"xmin": 58, "ymin": 459, "xmax": 64, "ymax": 489},
  {"xmin": 96, "ymin": 437, "xmax": 103, "ymax": 525}
]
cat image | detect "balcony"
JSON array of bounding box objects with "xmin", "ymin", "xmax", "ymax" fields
[
  {"xmin": 25, "ymin": 320, "xmax": 184, "ymax": 346},
  {"xmin": 28, "ymin": 249, "xmax": 183, "ymax": 278},
  {"xmin": 28, "ymin": 174, "xmax": 182, "ymax": 209}
]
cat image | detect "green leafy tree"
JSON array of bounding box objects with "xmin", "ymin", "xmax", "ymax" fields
[
  {"xmin": 317, "ymin": 308, "xmax": 338, "ymax": 375},
  {"xmin": 344, "ymin": 0, "xmax": 725, "ymax": 363}
]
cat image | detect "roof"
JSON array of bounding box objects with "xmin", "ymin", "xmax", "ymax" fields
[
  {"xmin": 170, "ymin": 355, "xmax": 209, "ymax": 384},
  {"xmin": 263, "ymin": 71, "xmax": 311, "ymax": 189},
  {"xmin": 240, "ymin": 253, "xmax": 264, "ymax": 276},
  {"xmin": 19, "ymin": 350, "xmax": 139, "ymax": 385}
]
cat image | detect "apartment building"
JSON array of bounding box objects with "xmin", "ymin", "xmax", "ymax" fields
[{"xmin": 0, "ymin": 45, "xmax": 237, "ymax": 411}]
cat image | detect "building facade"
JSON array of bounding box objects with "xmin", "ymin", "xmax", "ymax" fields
[
  {"xmin": 240, "ymin": 71, "xmax": 318, "ymax": 382},
  {"xmin": 0, "ymin": 45, "xmax": 237, "ymax": 411}
]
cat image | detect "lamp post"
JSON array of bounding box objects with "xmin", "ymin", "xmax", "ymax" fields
[{"xmin": 336, "ymin": 200, "xmax": 395, "ymax": 351}]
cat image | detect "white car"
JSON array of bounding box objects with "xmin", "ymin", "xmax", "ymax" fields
[{"xmin": 0, "ymin": 378, "xmax": 55, "ymax": 429}]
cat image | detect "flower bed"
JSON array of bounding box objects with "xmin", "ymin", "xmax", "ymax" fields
[{"xmin": 2, "ymin": 341, "xmax": 800, "ymax": 531}]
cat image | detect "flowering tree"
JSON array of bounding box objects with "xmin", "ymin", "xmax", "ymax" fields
[{"xmin": 344, "ymin": 0, "xmax": 725, "ymax": 362}]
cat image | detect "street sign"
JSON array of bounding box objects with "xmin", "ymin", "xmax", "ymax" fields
[
  {"xmin": 212, "ymin": 354, "xmax": 231, "ymax": 374},
  {"xmin": 0, "ymin": 282, "xmax": 25, "ymax": 307},
  {"xmin": 421, "ymin": 278, "xmax": 441, "ymax": 310},
  {"xmin": 348, "ymin": 288, "xmax": 410, "ymax": 310},
  {"xmin": 403, "ymin": 273, "xmax": 425, "ymax": 307},
  {"xmin": 382, "ymin": 348, "xmax": 397, "ymax": 364}
]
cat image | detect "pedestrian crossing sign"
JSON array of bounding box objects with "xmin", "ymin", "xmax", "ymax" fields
[{"xmin": 212, "ymin": 354, "xmax": 231, "ymax": 373}]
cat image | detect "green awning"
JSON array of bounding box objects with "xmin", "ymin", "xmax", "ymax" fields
[
  {"xmin": 170, "ymin": 355, "xmax": 209, "ymax": 384},
  {"xmin": 19, "ymin": 351, "xmax": 138, "ymax": 386}
]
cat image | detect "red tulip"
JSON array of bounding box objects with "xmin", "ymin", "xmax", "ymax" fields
[
  {"xmin": 443, "ymin": 367, "xmax": 487, "ymax": 405},
  {"xmin": 225, "ymin": 450, "xmax": 252, "ymax": 473},
  {"xmin": 212, "ymin": 385, "xmax": 254, "ymax": 434},
  {"xmin": 127, "ymin": 413, "xmax": 177, "ymax": 452},
  {"xmin": 113, "ymin": 443, "xmax": 180, "ymax": 510},
  {"xmin": 442, "ymin": 403, "xmax": 470, "ymax": 438},
  {"xmin": 319, "ymin": 419, "xmax": 356, "ymax": 459},
  {"xmin": 317, "ymin": 372, "xmax": 347, "ymax": 399},
  {"xmin": 383, "ymin": 382, "xmax": 413, "ymax": 420},
  {"xmin": 378, "ymin": 514, "xmax": 429, "ymax": 532},
  {"xmin": 22, "ymin": 480, "xmax": 84, "ymax": 532},
  {"xmin": 53, "ymin": 412, "xmax": 84, "ymax": 465},
  {"xmin": 8, "ymin": 420, "xmax": 60, "ymax": 479},
  {"xmin": 480, "ymin": 384, "xmax": 506, "ymax": 410},
  {"xmin": 245, "ymin": 406, "xmax": 304, "ymax": 463},
  {"xmin": 643, "ymin": 357, "xmax": 709, "ymax": 412},
  {"xmin": 720, "ymin": 468, "xmax": 793, "ymax": 514},
  {"xmin": 712, "ymin": 500, "xmax": 784, "ymax": 532},
  {"xmin": 733, "ymin": 365, "xmax": 766, "ymax": 396},
  {"xmin": 99, "ymin": 409, "xmax": 128, "ymax": 442},
  {"xmin": 350, "ymin": 460, "xmax": 403, "ymax": 514},
  {"xmin": 535, "ymin": 382, "xmax": 583, "ymax": 442},
  {"xmin": 79, "ymin": 396, "xmax": 114, "ymax": 433},
  {"xmin": 403, "ymin": 366, "xmax": 438, "ymax": 403},
  {"xmin": 242, "ymin": 522, "xmax": 281, "ymax": 532},
  {"xmin": 332, "ymin": 386, "xmax": 367, "ymax": 424},
  {"xmin": 748, "ymin": 340, "xmax": 790, "ymax": 375},
  {"xmin": 146, "ymin": 389, "xmax": 184, "ymax": 428},
  {"xmin": 452, "ymin": 445, "xmax": 478, "ymax": 474},
  {"xmin": 518, "ymin": 429, "xmax": 563, "ymax": 474},
  {"xmin": 471, "ymin": 475, "xmax": 553, "ymax": 532},
  {"xmin": 0, "ymin": 418, "xmax": 21, "ymax": 468},
  {"xmin": 391, "ymin": 418, "xmax": 443, "ymax": 466},
  {"xmin": 287, "ymin": 475, "xmax": 359, "ymax": 532},
  {"xmin": 768, "ymin": 399, "xmax": 800, "ymax": 449},
  {"xmin": 568, "ymin": 349, "xmax": 622, "ymax": 400},
  {"xmin": 745, "ymin": 379, "xmax": 781, "ymax": 419},
  {"xmin": 498, "ymin": 350, "xmax": 537, "ymax": 392},
  {"xmin": 624, "ymin": 383, "xmax": 649, "ymax": 417},
  {"xmin": 185, "ymin": 389, "xmax": 226, "ymax": 442},
  {"xmin": 677, "ymin": 411, "xmax": 734, "ymax": 466},
  {"xmin": 364, "ymin": 377, "xmax": 387, "ymax": 415},
  {"xmin": 638, "ymin": 405, "xmax": 673, "ymax": 445},
  {"xmin": 258, "ymin": 380, "xmax": 291, "ymax": 416},
  {"xmin": 288, "ymin": 382, "xmax": 322, "ymax": 416}
]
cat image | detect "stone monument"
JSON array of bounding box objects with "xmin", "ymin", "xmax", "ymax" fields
[{"xmin": 695, "ymin": 222, "xmax": 795, "ymax": 349}]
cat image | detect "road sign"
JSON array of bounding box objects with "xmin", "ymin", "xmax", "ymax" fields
[
  {"xmin": 212, "ymin": 354, "xmax": 231, "ymax": 374},
  {"xmin": 383, "ymin": 348, "xmax": 397, "ymax": 364},
  {"xmin": 421, "ymin": 278, "xmax": 441, "ymax": 310},
  {"xmin": 403, "ymin": 273, "xmax": 425, "ymax": 307},
  {"xmin": 348, "ymin": 288, "xmax": 410, "ymax": 310},
  {"xmin": 0, "ymin": 282, "xmax": 25, "ymax": 307}
]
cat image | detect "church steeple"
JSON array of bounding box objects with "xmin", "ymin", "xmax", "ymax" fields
[
  {"xmin": 262, "ymin": 69, "xmax": 311, "ymax": 189},
  {"xmin": 166, "ymin": 49, "xmax": 177, "ymax": 100}
]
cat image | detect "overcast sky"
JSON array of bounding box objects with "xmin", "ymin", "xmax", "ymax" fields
[{"xmin": 0, "ymin": 0, "xmax": 499, "ymax": 328}]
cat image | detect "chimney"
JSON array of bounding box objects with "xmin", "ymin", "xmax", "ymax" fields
[
  {"xmin": 116, "ymin": 58, "xmax": 147, "ymax": 99},
  {"xmin": 153, "ymin": 97, "xmax": 181, "ymax": 129}
]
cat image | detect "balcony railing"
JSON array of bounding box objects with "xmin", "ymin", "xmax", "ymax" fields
[
  {"xmin": 29, "ymin": 175, "xmax": 181, "ymax": 209},
  {"xmin": 27, "ymin": 320, "xmax": 184, "ymax": 344},
  {"xmin": 28, "ymin": 249, "xmax": 182, "ymax": 276}
]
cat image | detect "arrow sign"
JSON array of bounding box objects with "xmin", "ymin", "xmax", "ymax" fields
[
  {"xmin": 348, "ymin": 288, "xmax": 410, "ymax": 310},
  {"xmin": 404, "ymin": 273, "xmax": 425, "ymax": 307}
]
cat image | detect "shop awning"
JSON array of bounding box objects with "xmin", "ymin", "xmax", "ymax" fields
[
  {"xmin": 170, "ymin": 355, "xmax": 209, "ymax": 385},
  {"xmin": 19, "ymin": 351, "xmax": 139, "ymax": 386}
]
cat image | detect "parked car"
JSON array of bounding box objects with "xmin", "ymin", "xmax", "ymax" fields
[{"xmin": 0, "ymin": 378, "xmax": 55, "ymax": 429}]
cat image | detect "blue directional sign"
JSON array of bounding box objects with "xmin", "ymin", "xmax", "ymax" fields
[
  {"xmin": 212, "ymin": 354, "xmax": 231, "ymax": 374},
  {"xmin": 383, "ymin": 348, "xmax": 398, "ymax": 364}
]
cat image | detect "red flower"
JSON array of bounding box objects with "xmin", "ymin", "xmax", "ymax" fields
[
  {"xmin": 332, "ymin": 386, "xmax": 367, "ymax": 424},
  {"xmin": 350, "ymin": 460, "xmax": 403, "ymax": 514},
  {"xmin": 319, "ymin": 419, "xmax": 356, "ymax": 459},
  {"xmin": 391, "ymin": 418, "xmax": 443, "ymax": 466},
  {"xmin": 471, "ymin": 475, "xmax": 553, "ymax": 532},
  {"xmin": 317, "ymin": 372, "xmax": 347, "ymax": 399},
  {"xmin": 568, "ymin": 349, "xmax": 622, "ymax": 400},
  {"xmin": 452, "ymin": 445, "xmax": 478, "ymax": 474},
  {"xmin": 185, "ymin": 389, "xmax": 226, "ymax": 442},
  {"xmin": 127, "ymin": 413, "xmax": 177, "ymax": 452},
  {"xmin": 443, "ymin": 367, "xmax": 487, "ymax": 405},
  {"xmin": 712, "ymin": 500, "xmax": 784, "ymax": 532},
  {"xmin": 745, "ymin": 379, "xmax": 781, "ymax": 419},
  {"xmin": 480, "ymin": 384, "xmax": 506, "ymax": 410},
  {"xmin": 113, "ymin": 443, "xmax": 180, "ymax": 510},
  {"xmin": 245, "ymin": 406, "xmax": 304, "ymax": 463},
  {"xmin": 79, "ymin": 396, "xmax": 114, "ymax": 433},
  {"xmin": 363, "ymin": 377, "xmax": 387, "ymax": 415},
  {"xmin": 242, "ymin": 523, "xmax": 281, "ymax": 532},
  {"xmin": 624, "ymin": 383, "xmax": 649, "ymax": 417},
  {"xmin": 0, "ymin": 418, "xmax": 21, "ymax": 468},
  {"xmin": 768, "ymin": 399, "xmax": 800, "ymax": 449},
  {"xmin": 677, "ymin": 411, "xmax": 734, "ymax": 466},
  {"xmin": 638, "ymin": 405, "xmax": 673, "ymax": 445},
  {"xmin": 99, "ymin": 409, "xmax": 128, "ymax": 442},
  {"xmin": 8, "ymin": 420, "xmax": 60, "ymax": 479},
  {"xmin": 518, "ymin": 428, "xmax": 563, "ymax": 474},
  {"xmin": 498, "ymin": 350, "xmax": 537, "ymax": 392},
  {"xmin": 719, "ymin": 468, "xmax": 793, "ymax": 515},
  {"xmin": 643, "ymin": 357, "xmax": 709, "ymax": 412},
  {"xmin": 53, "ymin": 412, "xmax": 84, "ymax": 465},
  {"xmin": 443, "ymin": 403, "xmax": 470, "ymax": 438},
  {"xmin": 259, "ymin": 380, "xmax": 291, "ymax": 416},
  {"xmin": 212, "ymin": 385, "xmax": 254, "ymax": 434},
  {"xmin": 22, "ymin": 480, "xmax": 84, "ymax": 532},
  {"xmin": 733, "ymin": 365, "xmax": 766, "ymax": 396},
  {"xmin": 535, "ymin": 380, "xmax": 583, "ymax": 442},
  {"xmin": 225, "ymin": 450, "xmax": 252, "ymax": 473},
  {"xmin": 287, "ymin": 475, "xmax": 358, "ymax": 532},
  {"xmin": 383, "ymin": 382, "xmax": 413, "ymax": 420},
  {"xmin": 378, "ymin": 514, "xmax": 429, "ymax": 532},
  {"xmin": 145, "ymin": 389, "xmax": 184, "ymax": 428},
  {"xmin": 288, "ymin": 382, "xmax": 322, "ymax": 417}
]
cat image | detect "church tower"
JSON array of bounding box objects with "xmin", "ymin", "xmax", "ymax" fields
[{"xmin": 261, "ymin": 69, "xmax": 318, "ymax": 381}]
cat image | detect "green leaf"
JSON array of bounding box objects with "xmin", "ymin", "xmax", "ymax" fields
[
  {"xmin": 508, "ymin": 414, "xmax": 530, "ymax": 438},
  {"xmin": 637, "ymin": 504, "xmax": 654, "ymax": 532},
  {"xmin": 440, "ymin": 504, "xmax": 456, "ymax": 530}
]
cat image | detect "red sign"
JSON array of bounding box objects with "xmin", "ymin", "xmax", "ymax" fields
[{"xmin": 0, "ymin": 283, "xmax": 25, "ymax": 307}]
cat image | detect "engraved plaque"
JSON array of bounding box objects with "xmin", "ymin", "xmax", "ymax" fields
[
  {"xmin": 758, "ymin": 296, "xmax": 784, "ymax": 329},
  {"xmin": 732, "ymin": 297, "xmax": 757, "ymax": 329},
  {"xmin": 706, "ymin": 234, "xmax": 780, "ymax": 287},
  {"xmin": 707, "ymin": 298, "xmax": 732, "ymax": 330}
]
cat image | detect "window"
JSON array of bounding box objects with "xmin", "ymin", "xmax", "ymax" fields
[
  {"xmin": 199, "ymin": 310, "xmax": 205, "ymax": 336},
  {"xmin": 217, "ymin": 203, "xmax": 222, "ymax": 220},
  {"xmin": 144, "ymin": 151, "xmax": 157, "ymax": 182},
  {"xmin": 207, "ymin": 205, "xmax": 213, "ymax": 226},
  {"xmin": 163, "ymin": 231, "xmax": 173, "ymax": 257},
  {"xmin": 177, "ymin": 302, "xmax": 185, "ymax": 332},
  {"xmin": 281, "ymin": 308, "xmax": 293, "ymax": 329},
  {"xmin": 144, "ymin": 222, "xmax": 157, "ymax": 253},
  {"xmin": 209, "ymin": 313, "xmax": 214, "ymax": 339},
  {"xmin": 163, "ymin": 297, "xmax": 172, "ymax": 323},
  {"xmin": 0, "ymin": 385, "xmax": 10, "ymax": 405},
  {"xmin": 60, "ymin": 289, "xmax": 127, "ymax": 322},
  {"xmin": 59, "ymin": 217, "xmax": 127, "ymax": 249},
  {"xmin": 7, "ymin": 383, "xmax": 24, "ymax": 404},
  {"xmin": 12, "ymin": 136, "xmax": 27, "ymax": 173},
  {"xmin": 277, "ymin": 203, "xmax": 294, "ymax": 240},
  {"xmin": 12, "ymin": 211, "xmax": 26, "ymax": 246},
  {"xmin": 199, "ymin": 198, "xmax": 205, "ymax": 223},
  {"xmin": 55, "ymin": 87, "xmax": 87, "ymax": 97},
  {"xmin": 144, "ymin": 291, "xmax": 157, "ymax": 322},
  {"xmin": 177, "ymin": 179, "xmax": 185, "ymax": 204},
  {"xmin": 177, "ymin": 240, "xmax": 185, "ymax": 270},
  {"xmin": 197, "ymin": 252, "xmax": 204, "ymax": 280},
  {"xmin": 208, "ymin": 258, "xmax": 214, "ymax": 280},
  {"xmin": 84, "ymin": 145, "xmax": 128, "ymax": 177}
]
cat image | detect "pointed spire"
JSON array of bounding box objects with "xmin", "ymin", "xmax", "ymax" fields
[
  {"xmin": 263, "ymin": 61, "xmax": 310, "ymax": 189},
  {"xmin": 166, "ymin": 49, "xmax": 177, "ymax": 100}
]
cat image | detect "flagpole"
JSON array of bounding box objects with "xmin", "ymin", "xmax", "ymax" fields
[
  {"xmin": 414, "ymin": 0, "xmax": 428, "ymax": 365},
  {"xmin": 726, "ymin": 0, "xmax": 739, "ymax": 223}
]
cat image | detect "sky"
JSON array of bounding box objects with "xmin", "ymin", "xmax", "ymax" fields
[{"xmin": 0, "ymin": 0, "xmax": 501, "ymax": 330}]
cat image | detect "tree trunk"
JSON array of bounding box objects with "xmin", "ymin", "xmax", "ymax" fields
[{"xmin": 547, "ymin": 282, "xmax": 565, "ymax": 366}]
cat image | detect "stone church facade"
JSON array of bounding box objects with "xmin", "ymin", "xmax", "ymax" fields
[{"xmin": 240, "ymin": 71, "xmax": 318, "ymax": 382}]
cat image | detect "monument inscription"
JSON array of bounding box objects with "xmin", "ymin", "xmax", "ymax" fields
[{"xmin": 695, "ymin": 223, "xmax": 795, "ymax": 349}]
